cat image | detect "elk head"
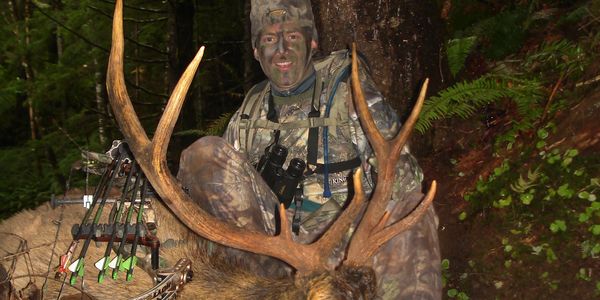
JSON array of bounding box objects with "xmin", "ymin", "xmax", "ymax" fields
[{"xmin": 106, "ymin": 0, "xmax": 435, "ymax": 293}]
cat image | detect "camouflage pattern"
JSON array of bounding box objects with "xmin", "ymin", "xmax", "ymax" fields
[
  {"xmin": 178, "ymin": 49, "xmax": 442, "ymax": 299},
  {"xmin": 250, "ymin": 0, "xmax": 318, "ymax": 48}
]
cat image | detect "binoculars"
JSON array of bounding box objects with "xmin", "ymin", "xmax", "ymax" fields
[{"xmin": 256, "ymin": 145, "xmax": 305, "ymax": 208}]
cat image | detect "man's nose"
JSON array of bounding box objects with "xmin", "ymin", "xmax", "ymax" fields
[{"xmin": 276, "ymin": 33, "xmax": 288, "ymax": 54}]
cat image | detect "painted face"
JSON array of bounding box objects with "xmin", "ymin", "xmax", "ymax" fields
[{"xmin": 254, "ymin": 22, "xmax": 314, "ymax": 92}]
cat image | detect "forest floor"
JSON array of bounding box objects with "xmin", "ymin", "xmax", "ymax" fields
[{"xmin": 421, "ymin": 72, "xmax": 600, "ymax": 299}]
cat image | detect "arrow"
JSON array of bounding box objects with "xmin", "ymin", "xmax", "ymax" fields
[
  {"xmin": 112, "ymin": 171, "xmax": 143, "ymax": 280},
  {"xmin": 70, "ymin": 153, "xmax": 125, "ymax": 285},
  {"xmin": 98, "ymin": 161, "xmax": 138, "ymax": 283}
]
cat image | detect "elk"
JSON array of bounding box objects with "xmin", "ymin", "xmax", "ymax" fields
[{"xmin": 1, "ymin": 0, "xmax": 436, "ymax": 298}]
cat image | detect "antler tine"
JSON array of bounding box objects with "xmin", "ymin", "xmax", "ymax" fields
[
  {"xmin": 343, "ymin": 43, "xmax": 435, "ymax": 267},
  {"xmin": 106, "ymin": 0, "xmax": 149, "ymax": 151},
  {"xmin": 153, "ymin": 46, "xmax": 205, "ymax": 160},
  {"xmin": 311, "ymin": 168, "xmax": 367, "ymax": 264},
  {"xmin": 390, "ymin": 78, "xmax": 429, "ymax": 158},
  {"xmin": 346, "ymin": 181, "xmax": 437, "ymax": 266}
]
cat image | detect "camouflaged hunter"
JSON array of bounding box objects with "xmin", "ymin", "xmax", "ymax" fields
[{"xmin": 177, "ymin": 0, "xmax": 442, "ymax": 299}]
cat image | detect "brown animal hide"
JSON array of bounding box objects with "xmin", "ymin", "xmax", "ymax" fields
[{"xmin": 0, "ymin": 199, "xmax": 375, "ymax": 299}]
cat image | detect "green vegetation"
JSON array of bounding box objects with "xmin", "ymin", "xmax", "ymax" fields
[
  {"xmin": 436, "ymin": 0, "xmax": 600, "ymax": 298},
  {"xmin": 0, "ymin": 0, "xmax": 245, "ymax": 220}
]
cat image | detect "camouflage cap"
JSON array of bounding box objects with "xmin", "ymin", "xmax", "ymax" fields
[{"xmin": 250, "ymin": 0, "xmax": 318, "ymax": 48}]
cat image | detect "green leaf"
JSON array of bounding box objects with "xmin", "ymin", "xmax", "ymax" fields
[
  {"xmin": 546, "ymin": 248, "xmax": 558, "ymax": 262},
  {"xmin": 520, "ymin": 193, "xmax": 534, "ymax": 205},
  {"xmin": 565, "ymin": 149, "xmax": 579, "ymax": 158},
  {"xmin": 531, "ymin": 245, "xmax": 544, "ymax": 255},
  {"xmin": 537, "ymin": 128, "xmax": 549, "ymax": 139},
  {"xmin": 536, "ymin": 140, "xmax": 546, "ymax": 149},
  {"xmin": 458, "ymin": 211, "xmax": 467, "ymax": 221},
  {"xmin": 441, "ymin": 259, "xmax": 450, "ymax": 270},
  {"xmin": 561, "ymin": 157, "xmax": 573, "ymax": 167},
  {"xmin": 590, "ymin": 225, "xmax": 600, "ymax": 236},
  {"xmin": 579, "ymin": 191, "xmax": 590, "ymax": 199},
  {"xmin": 457, "ymin": 292, "xmax": 470, "ymax": 300},
  {"xmin": 579, "ymin": 213, "xmax": 590, "ymax": 223},
  {"xmin": 550, "ymin": 220, "xmax": 567, "ymax": 233},
  {"xmin": 557, "ymin": 184, "xmax": 573, "ymax": 198},
  {"xmin": 447, "ymin": 289, "xmax": 458, "ymax": 298},
  {"xmin": 495, "ymin": 195, "xmax": 512, "ymax": 208}
]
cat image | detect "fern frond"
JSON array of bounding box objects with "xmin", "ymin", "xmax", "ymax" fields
[
  {"xmin": 174, "ymin": 112, "xmax": 234, "ymax": 138},
  {"xmin": 416, "ymin": 74, "xmax": 545, "ymax": 134},
  {"xmin": 203, "ymin": 112, "xmax": 234, "ymax": 136},
  {"xmin": 416, "ymin": 76, "xmax": 510, "ymax": 133},
  {"xmin": 447, "ymin": 36, "xmax": 478, "ymax": 77},
  {"xmin": 510, "ymin": 167, "xmax": 541, "ymax": 193}
]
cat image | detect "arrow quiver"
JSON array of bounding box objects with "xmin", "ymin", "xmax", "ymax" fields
[{"xmin": 54, "ymin": 140, "xmax": 190, "ymax": 298}]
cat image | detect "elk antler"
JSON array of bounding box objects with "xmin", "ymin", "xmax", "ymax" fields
[
  {"xmin": 106, "ymin": 0, "xmax": 364, "ymax": 276},
  {"xmin": 343, "ymin": 44, "xmax": 437, "ymax": 267}
]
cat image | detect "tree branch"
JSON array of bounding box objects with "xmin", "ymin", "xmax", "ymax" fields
[
  {"xmin": 95, "ymin": 0, "xmax": 166, "ymax": 14},
  {"xmin": 32, "ymin": 3, "xmax": 168, "ymax": 64},
  {"xmin": 88, "ymin": 5, "xmax": 167, "ymax": 23}
]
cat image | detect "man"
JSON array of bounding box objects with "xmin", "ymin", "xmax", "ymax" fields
[{"xmin": 178, "ymin": 0, "xmax": 441, "ymax": 298}]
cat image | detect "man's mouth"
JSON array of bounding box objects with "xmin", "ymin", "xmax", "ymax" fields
[{"xmin": 275, "ymin": 61, "xmax": 293, "ymax": 71}]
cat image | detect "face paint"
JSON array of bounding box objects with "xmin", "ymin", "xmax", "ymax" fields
[{"xmin": 255, "ymin": 22, "xmax": 314, "ymax": 92}]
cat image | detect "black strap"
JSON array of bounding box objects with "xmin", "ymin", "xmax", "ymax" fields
[
  {"xmin": 306, "ymin": 82, "xmax": 321, "ymax": 167},
  {"xmin": 291, "ymin": 188, "xmax": 303, "ymax": 235},
  {"xmin": 310, "ymin": 156, "xmax": 361, "ymax": 174}
]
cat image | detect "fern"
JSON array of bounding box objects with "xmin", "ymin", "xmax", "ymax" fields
[
  {"xmin": 447, "ymin": 36, "xmax": 478, "ymax": 77},
  {"xmin": 175, "ymin": 112, "xmax": 234, "ymax": 138},
  {"xmin": 525, "ymin": 40, "xmax": 587, "ymax": 77},
  {"xmin": 416, "ymin": 76, "xmax": 505, "ymax": 133},
  {"xmin": 416, "ymin": 74, "xmax": 544, "ymax": 134},
  {"xmin": 203, "ymin": 112, "xmax": 234, "ymax": 136},
  {"xmin": 510, "ymin": 167, "xmax": 541, "ymax": 194}
]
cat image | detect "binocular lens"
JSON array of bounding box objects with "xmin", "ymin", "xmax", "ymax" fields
[
  {"xmin": 271, "ymin": 145, "xmax": 288, "ymax": 165},
  {"xmin": 287, "ymin": 158, "xmax": 306, "ymax": 178}
]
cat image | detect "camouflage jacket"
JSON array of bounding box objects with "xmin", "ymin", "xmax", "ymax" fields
[{"xmin": 224, "ymin": 50, "xmax": 423, "ymax": 218}]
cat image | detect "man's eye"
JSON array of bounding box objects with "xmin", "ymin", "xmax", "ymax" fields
[
  {"xmin": 287, "ymin": 33, "xmax": 300, "ymax": 41},
  {"xmin": 262, "ymin": 36, "xmax": 276, "ymax": 44}
]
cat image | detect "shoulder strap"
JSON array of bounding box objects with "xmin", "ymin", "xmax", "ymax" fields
[{"xmin": 238, "ymin": 80, "xmax": 270, "ymax": 153}]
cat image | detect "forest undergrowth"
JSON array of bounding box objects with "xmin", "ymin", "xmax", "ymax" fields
[{"xmin": 422, "ymin": 1, "xmax": 600, "ymax": 298}]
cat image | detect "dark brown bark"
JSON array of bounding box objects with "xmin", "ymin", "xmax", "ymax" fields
[
  {"xmin": 167, "ymin": 0, "xmax": 197, "ymax": 129},
  {"xmin": 311, "ymin": 0, "xmax": 447, "ymax": 118}
]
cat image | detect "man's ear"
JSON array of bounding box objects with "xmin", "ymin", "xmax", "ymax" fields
[
  {"xmin": 253, "ymin": 48, "xmax": 259, "ymax": 61},
  {"xmin": 311, "ymin": 40, "xmax": 318, "ymax": 50}
]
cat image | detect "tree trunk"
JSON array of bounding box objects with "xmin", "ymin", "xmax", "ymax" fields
[
  {"xmin": 95, "ymin": 58, "xmax": 107, "ymax": 146},
  {"xmin": 311, "ymin": 0, "xmax": 446, "ymax": 118},
  {"xmin": 167, "ymin": 0, "xmax": 197, "ymax": 129},
  {"xmin": 167, "ymin": 0, "xmax": 197, "ymax": 169}
]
